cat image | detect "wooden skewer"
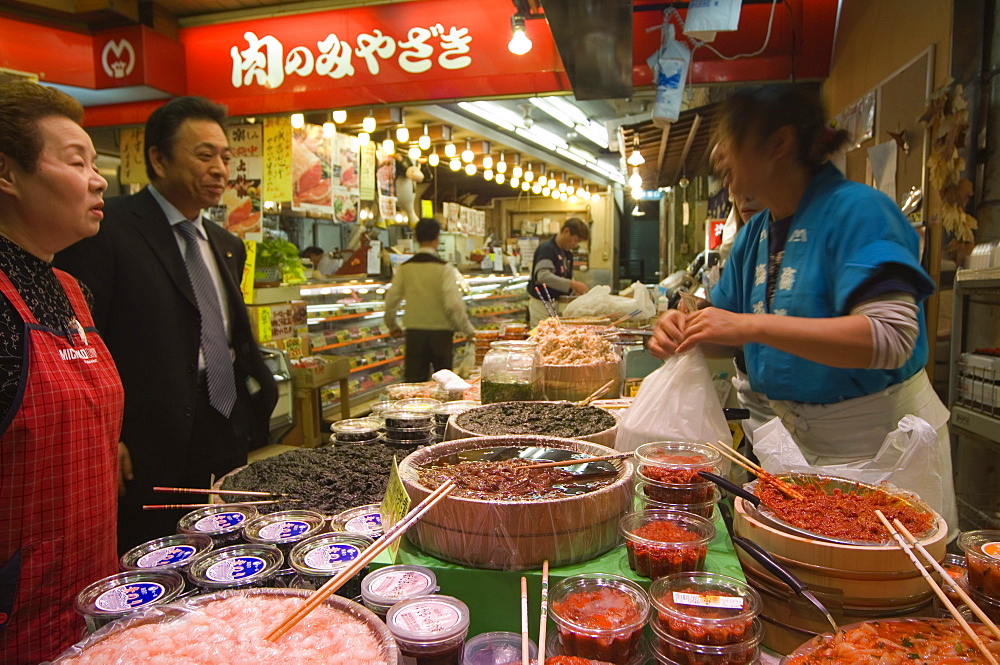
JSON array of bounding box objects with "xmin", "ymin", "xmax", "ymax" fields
[
  {"xmin": 705, "ymin": 440, "xmax": 806, "ymax": 501},
  {"xmin": 572, "ymin": 380, "xmax": 616, "ymax": 407},
  {"xmin": 143, "ymin": 500, "xmax": 285, "ymax": 509},
  {"xmin": 154, "ymin": 486, "xmax": 286, "ymax": 498},
  {"xmin": 265, "ymin": 480, "xmax": 456, "ymax": 642},
  {"xmin": 893, "ymin": 518, "xmax": 1000, "ymax": 641},
  {"xmin": 521, "ymin": 576, "xmax": 530, "ymax": 665},
  {"xmin": 538, "ymin": 560, "xmax": 549, "ymax": 665},
  {"xmin": 523, "ymin": 452, "xmax": 633, "ymax": 470},
  {"xmin": 875, "ymin": 510, "xmax": 1000, "ymax": 665},
  {"xmin": 607, "ymin": 309, "xmax": 643, "ymax": 328}
]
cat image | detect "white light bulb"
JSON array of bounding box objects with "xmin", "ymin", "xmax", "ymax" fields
[
  {"xmin": 576, "ymin": 187, "xmax": 587, "ymax": 198},
  {"xmin": 628, "ymin": 169, "xmax": 643, "ymax": 190},
  {"xmin": 627, "ymin": 149, "xmax": 645, "ymax": 166},
  {"xmin": 484, "ymin": 169, "xmax": 494, "ymax": 180},
  {"xmin": 591, "ymin": 193, "xmax": 600, "ymax": 202},
  {"xmin": 532, "ymin": 183, "xmax": 542, "ymax": 194},
  {"xmin": 512, "ymin": 165, "xmax": 523, "ymax": 179},
  {"xmin": 464, "ymin": 163, "xmax": 476, "ymax": 176},
  {"xmin": 449, "ymin": 158, "xmax": 461, "ymax": 171},
  {"xmin": 524, "ymin": 169, "xmax": 534, "ymax": 182},
  {"xmin": 418, "ymin": 134, "xmax": 431, "ymax": 150},
  {"xmin": 332, "ymin": 110, "xmax": 347, "ymax": 124},
  {"xmin": 322, "ymin": 122, "xmax": 336, "ymax": 137},
  {"xmin": 482, "ymin": 155, "xmax": 494, "ymax": 170},
  {"xmin": 290, "ymin": 113, "xmax": 304, "ymax": 129},
  {"xmin": 358, "ymin": 132, "xmax": 371, "ymax": 146},
  {"xmin": 428, "ymin": 153, "xmax": 440, "ymax": 166},
  {"xmin": 396, "ymin": 126, "xmax": 409, "ymax": 143},
  {"xmin": 382, "ymin": 138, "xmax": 395, "ymax": 154},
  {"xmin": 569, "ymin": 194, "xmax": 578, "ymax": 203},
  {"xmin": 362, "ymin": 115, "xmax": 376, "ymax": 133},
  {"xmin": 522, "ymin": 181, "xmax": 530, "ymax": 191},
  {"xmin": 631, "ymin": 187, "xmax": 643, "ymax": 200},
  {"xmin": 558, "ymin": 183, "xmax": 566, "ymax": 192},
  {"xmin": 508, "ymin": 28, "xmax": 532, "ymax": 55},
  {"xmin": 444, "ymin": 143, "xmax": 457, "ymax": 158},
  {"xmin": 511, "ymin": 177, "xmax": 520, "ymax": 188},
  {"xmin": 496, "ymin": 173, "xmax": 505, "ymax": 184},
  {"xmin": 408, "ymin": 146, "xmax": 421, "ymax": 160},
  {"xmin": 542, "ymin": 187, "xmax": 551, "ymax": 196},
  {"xmin": 496, "ymin": 161, "xmax": 507, "ymax": 174},
  {"xmin": 538, "ymin": 175, "xmax": 548, "ymax": 186}
]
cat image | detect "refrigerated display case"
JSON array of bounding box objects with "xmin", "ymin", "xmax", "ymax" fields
[{"xmin": 299, "ymin": 275, "xmax": 529, "ymax": 416}]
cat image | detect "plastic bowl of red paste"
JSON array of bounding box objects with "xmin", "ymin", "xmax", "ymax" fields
[{"xmin": 620, "ymin": 510, "xmax": 714, "ymax": 580}]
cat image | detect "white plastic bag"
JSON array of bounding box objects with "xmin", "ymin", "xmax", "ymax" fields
[
  {"xmin": 616, "ymin": 348, "xmax": 733, "ymax": 452},
  {"xmin": 563, "ymin": 283, "xmax": 656, "ymax": 320},
  {"xmin": 651, "ymin": 23, "xmax": 691, "ymax": 126},
  {"xmin": 684, "ymin": 0, "xmax": 742, "ymax": 42},
  {"xmin": 752, "ymin": 415, "xmax": 955, "ymax": 529}
]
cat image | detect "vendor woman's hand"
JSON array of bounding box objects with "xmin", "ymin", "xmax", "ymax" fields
[
  {"xmin": 118, "ymin": 441, "xmax": 133, "ymax": 497},
  {"xmin": 649, "ymin": 309, "xmax": 687, "ymax": 359},
  {"xmin": 675, "ymin": 307, "xmax": 750, "ymax": 353}
]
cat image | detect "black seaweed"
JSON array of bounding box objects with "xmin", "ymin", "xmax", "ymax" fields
[{"xmin": 456, "ymin": 402, "xmax": 616, "ymax": 438}]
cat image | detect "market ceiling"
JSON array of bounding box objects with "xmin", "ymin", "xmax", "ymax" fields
[{"xmin": 2, "ymin": 0, "xmax": 840, "ymax": 190}]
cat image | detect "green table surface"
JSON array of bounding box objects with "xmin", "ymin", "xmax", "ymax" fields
[{"xmin": 372, "ymin": 513, "xmax": 745, "ymax": 638}]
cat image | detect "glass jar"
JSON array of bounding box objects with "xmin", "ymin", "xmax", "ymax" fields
[{"xmin": 480, "ymin": 340, "xmax": 539, "ymax": 404}]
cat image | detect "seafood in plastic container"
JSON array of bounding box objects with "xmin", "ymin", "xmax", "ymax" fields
[
  {"xmin": 386, "ymin": 595, "xmax": 470, "ymax": 665},
  {"xmin": 242, "ymin": 509, "xmax": 326, "ymax": 555},
  {"xmin": 620, "ymin": 510, "xmax": 714, "ymax": 580},
  {"xmin": 650, "ymin": 620, "xmax": 762, "ymax": 665},
  {"xmin": 119, "ymin": 533, "xmax": 213, "ymax": 573},
  {"xmin": 176, "ymin": 503, "xmax": 259, "ymax": 545},
  {"xmin": 958, "ymin": 529, "xmax": 1000, "ymax": 598},
  {"xmin": 361, "ymin": 564, "xmax": 439, "ymax": 620},
  {"xmin": 385, "ymin": 425, "xmax": 435, "ymax": 441},
  {"xmin": 649, "ymin": 572, "xmax": 762, "ymax": 646},
  {"xmin": 634, "ymin": 443, "xmax": 720, "ymax": 504},
  {"xmin": 549, "ymin": 573, "xmax": 650, "ymax": 665},
  {"xmin": 385, "ymin": 408, "xmax": 434, "ymax": 429},
  {"xmin": 464, "ymin": 631, "xmax": 537, "ymax": 665},
  {"xmin": 185, "ymin": 543, "xmax": 283, "ymax": 591},
  {"xmin": 74, "ymin": 569, "xmax": 184, "ymax": 633},
  {"xmin": 394, "ymin": 397, "xmax": 443, "ymax": 413},
  {"xmin": 633, "ymin": 482, "xmax": 719, "ymax": 519},
  {"xmin": 289, "ymin": 531, "xmax": 374, "ymax": 598},
  {"xmin": 332, "ymin": 503, "xmax": 384, "ymax": 539},
  {"xmin": 331, "ymin": 418, "xmax": 382, "ymax": 443}
]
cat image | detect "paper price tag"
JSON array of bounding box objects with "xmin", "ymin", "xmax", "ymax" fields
[
  {"xmin": 380, "ymin": 457, "xmax": 411, "ymax": 559},
  {"xmin": 672, "ymin": 592, "xmax": 744, "ymax": 610}
]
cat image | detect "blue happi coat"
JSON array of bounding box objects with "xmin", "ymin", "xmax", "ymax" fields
[{"xmin": 710, "ymin": 163, "xmax": 934, "ymax": 404}]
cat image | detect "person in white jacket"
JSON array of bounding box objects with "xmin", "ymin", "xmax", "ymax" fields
[{"xmin": 384, "ymin": 218, "xmax": 475, "ymax": 382}]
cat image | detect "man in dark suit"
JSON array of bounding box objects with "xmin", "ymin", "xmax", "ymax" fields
[{"xmin": 56, "ymin": 97, "xmax": 277, "ymax": 552}]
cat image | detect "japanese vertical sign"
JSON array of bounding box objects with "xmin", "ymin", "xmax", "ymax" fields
[
  {"xmin": 222, "ymin": 123, "xmax": 263, "ymax": 238},
  {"xmin": 262, "ymin": 116, "xmax": 292, "ymax": 203},
  {"xmin": 359, "ymin": 141, "xmax": 377, "ymax": 201},
  {"xmin": 118, "ymin": 127, "xmax": 148, "ymax": 186}
]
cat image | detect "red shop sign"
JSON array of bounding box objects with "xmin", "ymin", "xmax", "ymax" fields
[{"xmin": 180, "ymin": 0, "xmax": 570, "ymax": 117}]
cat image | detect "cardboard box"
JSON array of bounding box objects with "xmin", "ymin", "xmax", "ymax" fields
[{"xmin": 291, "ymin": 355, "xmax": 350, "ymax": 388}]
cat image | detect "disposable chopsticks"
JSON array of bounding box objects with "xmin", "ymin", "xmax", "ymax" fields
[
  {"xmin": 521, "ymin": 576, "xmax": 530, "ymax": 665},
  {"xmin": 607, "ymin": 309, "xmax": 642, "ymax": 328},
  {"xmin": 265, "ymin": 479, "xmax": 456, "ymax": 642},
  {"xmin": 523, "ymin": 452, "xmax": 633, "ymax": 470},
  {"xmin": 705, "ymin": 440, "xmax": 806, "ymax": 501},
  {"xmin": 875, "ymin": 510, "xmax": 1000, "ymax": 665},
  {"xmin": 892, "ymin": 518, "xmax": 1000, "ymax": 641},
  {"xmin": 534, "ymin": 286, "xmax": 559, "ymax": 320},
  {"xmin": 143, "ymin": 500, "xmax": 285, "ymax": 509},
  {"xmin": 154, "ymin": 486, "xmax": 287, "ymax": 498},
  {"xmin": 538, "ymin": 560, "xmax": 549, "ymax": 665},
  {"xmin": 571, "ymin": 379, "xmax": 616, "ymax": 407}
]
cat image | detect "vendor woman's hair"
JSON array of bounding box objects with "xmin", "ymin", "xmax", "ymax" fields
[
  {"xmin": 718, "ymin": 84, "xmax": 849, "ymax": 170},
  {"xmin": 0, "ymin": 80, "xmax": 84, "ymax": 173}
]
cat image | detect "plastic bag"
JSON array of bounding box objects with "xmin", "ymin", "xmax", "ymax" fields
[
  {"xmin": 684, "ymin": 0, "xmax": 742, "ymax": 41},
  {"xmin": 651, "ymin": 23, "xmax": 691, "ymax": 126},
  {"xmin": 616, "ymin": 348, "xmax": 733, "ymax": 452},
  {"xmin": 563, "ymin": 283, "xmax": 656, "ymax": 320},
  {"xmin": 751, "ymin": 415, "xmax": 956, "ymax": 530}
]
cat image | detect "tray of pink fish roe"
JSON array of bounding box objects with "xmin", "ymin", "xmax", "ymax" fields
[{"xmin": 50, "ymin": 588, "xmax": 399, "ymax": 664}]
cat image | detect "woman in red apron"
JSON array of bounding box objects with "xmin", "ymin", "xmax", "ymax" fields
[{"xmin": 0, "ymin": 81, "xmax": 123, "ymax": 663}]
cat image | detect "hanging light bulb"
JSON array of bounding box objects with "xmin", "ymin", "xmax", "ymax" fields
[
  {"xmin": 532, "ymin": 183, "xmax": 542, "ymax": 194},
  {"xmin": 538, "ymin": 174, "xmax": 548, "ymax": 186},
  {"xmin": 496, "ymin": 173, "xmax": 505, "ymax": 184},
  {"xmin": 322, "ymin": 122, "xmax": 336, "ymax": 137},
  {"xmin": 628, "ymin": 167, "xmax": 643, "ymax": 190},
  {"xmin": 631, "ymin": 186, "xmax": 643, "ymax": 200},
  {"xmin": 396, "ymin": 125, "xmax": 409, "ymax": 143},
  {"xmin": 522, "ymin": 181, "xmax": 530, "ymax": 191},
  {"xmin": 627, "ymin": 146, "xmax": 645, "ymax": 166},
  {"xmin": 461, "ymin": 139, "xmax": 474, "ymax": 163},
  {"xmin": 290, "ymin": 113, "xmax": 304, "ymax": 129},
  {"xmin": 482, "ymin": 155, "xmax": 494, "ymax": 171},
  {"xmin": 591, "ymin": 192, "xmax": 600, "ymax": 202},
  {"xmin": 464, "ymin": 163, "xmax": 476, "ymax": 176},
  {"xmin": 358, "ymin": 132, "xmax": 371, "ymax": 146},
  {"xmin": 558, "ymin": 182, "xmax": 566, "ymax": 192},
  {"xmin": 408, "ymin": 146, "xmax": 421, "ymax": 160},
  {"xmin": 542, "ymin": 187, "xmax": 551, "ymax": 196},
  {"xmin": 496, "ymin": 151, "xmax": 508, "ymax": 174},
  {"xmin": 510, "ymin": 176, "xmax": 520, "ymax": 188},
  {"xmin": 444, "ymin": 143, "xmax": 457, "ymax": 158},
  {"xmin": 362, "ymin": 111, "xmax": 376, "ymax": 134},
  {"xmin": 512, "ymin": 165, "xmax": 523, "ymax": 179},
  {"xmin": 561, "ymin": 192, "xmax": 570, "ymax": 201},
  {"xmin": 484, "ymin": 169, "xmax": 494, "ymax": 180},
  {"xmin": 524, "ymin": 164, "xmax": 534, "ymax": 182},
  {"xmin": 449, "ymin": 158, "xmax": 461, "ymax": 171},
  {"xmin": 508, "ymin": 14, "xmax": 533, "ymax": 55},
  {"xmin": 418, "ymin": 124, "xmax": 431, "ymax": 150},
  {"xmin": 551, "ymin": 190, "xmax": 560, "ymax": 200},
  {"xmin": 569, "ymin": 194, "xmax": 578, "ymax": 203},
  {"xmin": 382, "ymin": 131, "xmax": 395, "ymax": 154},
  {"xmin": 576, "ymin": 187, "xmax": 587, "ymax": 198},
  {"xmin": 332, "ymin": 109, "xmax": 347, "ymax": 124},
  {"xmin": 428, "ymin": 153, "xmax": 440, "ymax": 167}
]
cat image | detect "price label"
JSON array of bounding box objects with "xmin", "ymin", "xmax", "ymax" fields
[
  {"xmin": 672, "ymin": 592, "xmax": 744, "ymax": 610},
  {"xmin": 380, "ymin": 458, "xmax": 412, "ymax": 559},
  {"xmin": 982, "ymin": 542, "xmax": 1000, "ymax": 559}
]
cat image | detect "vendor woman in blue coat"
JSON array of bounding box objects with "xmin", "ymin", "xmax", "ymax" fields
[{"xmin": 650, "ymin": 84, "xmax": 956, "ymax": 529}]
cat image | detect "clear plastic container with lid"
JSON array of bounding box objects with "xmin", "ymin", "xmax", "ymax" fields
[
  {"xmin": 395, "ymin": 397, "xmax": 443, "ymax": 413},
  {"xmin": 289, "ymin": 531, "xmax": 374, "ymax": 598},
  {"xmin": 649, "ymin": 572, "xmax": 762, "ymax": 646},
  {"xmin": 480, "ymin": 340, "xmax": 539, "ymax": 404},
  {"xmin": 242, "ymin": 509, "xmax": 326, "ymax": 554},
  {"xmin": 958, "ymin": 529, "xmax": 1000, "ymax": 598},
  {"xmin": 176, "ymin": 503, "xmax": 258, "ymax": 545},
  {"xmin": 549, "ymin": 573, "xmax": 650, "ymax": 665},
  {"xmin": 74, "ymin": 569, "xmax": 185, "ymax": 633},
  {"xmin": 119, "ymin": 533, "xmax": 214, "ymax": 573},
  {"xmin": 620, "ymin": 510, "xmax": 715, "ymax": 580},
  {"xmin": 386, "ymin": 594, "xmax": 470, "ymax": 665},
  {"xmin": 185, "ymin": 543, "xmax": 283, "ymax": 591},
  {"xmin": 331, "ymin": 417, "xmax": 381, "ymax": 444},
  {"xmin": 650, "ymin": 617, "xmax": 763, "ymax": 665},
  {"xmin": 463, "ymin": 631, "xmax": 537, "ymax": 665},
  {"xmin": 634, "ymin": 442, "xmax": 721, "ymax": 504},
  {"xmin": 361, "ymin": 564, "xmax": 439, "ymax": 619},
  {"xmin": 633, "ymin": 482, "xmax": 720, "ymax": 520},
  {"xmin": 369, "ymin": 399, "xmax": 396, "ymax": 425},
  {"xmin": 332, "ymin": 504, "xmax": 384, "ymax": 539},
  {"xmin": 384, "ymin": 409, "xmax": 434, "ymax": 430},
  {"xmin": 431, "ymin": 400, "xmax": 478, "ymax": 428}
]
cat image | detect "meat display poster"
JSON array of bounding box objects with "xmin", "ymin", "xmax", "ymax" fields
[
  {"xmin": 331, "ymin": 132, "xmax": 360, "ymax": 223},
  {"xmin": 376, "ymin": 153, "xmax": 397, "ymax": 222},
  {"xmin": 262, "ymin": 117, "xmax": 292, "ymax": 203},
  {"xmin": 118, "ymin": 127, "xmax": 148, "ymax": 186},
  {"xmin": 360, "ymin": 142, "xmax": 376, "ymax": 200},
  {"xmin": 292, "ymin": 123, "xmax": 332, "ymax": 213},
  {"xmin": 223, "ymin": 123, "xmax": 263, "ymax": 238}
]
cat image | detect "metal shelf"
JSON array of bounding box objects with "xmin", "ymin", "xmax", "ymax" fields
[{"xmin": 951, "ymin": 405, "xmax": 1000, "ymax": 442}]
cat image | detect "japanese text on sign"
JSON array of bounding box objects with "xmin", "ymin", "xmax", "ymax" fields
[{"xmin": 231, "ymin": 23, "xmax": 473, "ymax": 89}]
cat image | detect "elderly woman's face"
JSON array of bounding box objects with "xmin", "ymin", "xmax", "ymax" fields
[{"xmin": 15, "ymin": 116, "xmax": 107, "ymax": 251}]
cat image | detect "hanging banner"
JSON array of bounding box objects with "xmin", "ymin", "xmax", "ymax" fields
[
  {"xmin": 118, "ymin": 127, "xmax": 148, "ymax": 186},
  {"xmin": 223, "ymin": 123, "xmax": 263, "ymax": 237},
  {"xmin": 359, "ymin": 141, "xmax": 377, "ymax": 201},
  {"xmin": 331, "ymin": 132, "xmax": 360, "ymax": 223},
  {"xmin": 262, "ymin": 116, "xmax": 292, "ymax": 202},
  {"xmin": 292, "ymin": 123, "xmax": 332, "ymax": 213}
]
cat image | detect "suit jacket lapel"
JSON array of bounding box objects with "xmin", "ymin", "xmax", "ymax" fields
[
  {"xmin": 203, "ymin": 222, "xmax": 245, "ymax": 324},
  {"xmin": 130, "ymin": 188, "xmax": 198, "ymax": 310}
]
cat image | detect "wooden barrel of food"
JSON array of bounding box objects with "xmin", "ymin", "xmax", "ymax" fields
[
  {"xmin": 537, "ymin": 360, "xmax": 622, "ymax": 402},
  {"xmin": 445, "ymin": 401, "xmax": 618, "ymax": 448},
  {"xmin": 733, "ymin": 497, "xmax": 946, "ymax": 654},
  {"xmin": 398, "ymin": 435, "xmax": 633, "ymax": 570}
]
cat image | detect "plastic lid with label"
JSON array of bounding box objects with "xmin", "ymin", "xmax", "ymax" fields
[
  {"xmin": 176, "ymin": 503, "xmax": 259, "ymax": 537},
  {"xmin": 361, "ymin": 565, "xmax": 439, "ymax": 612},
  {"xmin": 386, "ymin": 595, "xmax": 470, "ymax": 647},
  {"xmin": 242, "ymin": 510, "xmax": 326, "ymax": 546},
  {"xmin": 332, "ymin": 504, "xmax": 384, "ymax": 538},
  {"xmin": 74, "ymin": 569, "xmax": 184, "ymax": 619},
  {"xmin": 185, "ymin": 544, "xmax": 283, "ymax": 589},
  {"xmin": 120, "ymin": 533, "xmax": 214, "ymax": 571},
  {"xmin": 289, "ymin": 532, "xmax": 374, "ymax": 576},
  {"xmin": 958, "ymin": 530, "xmax": 1000, "ymax": 561},
  {"xmin": 649, "ymin": 572, "xmax": 761, "ymax": 627}
]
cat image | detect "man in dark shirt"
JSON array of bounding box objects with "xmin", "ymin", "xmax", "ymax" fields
[{"xmin": 526, "ymin": 217, "xmax": 590, "ymax": 325}]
